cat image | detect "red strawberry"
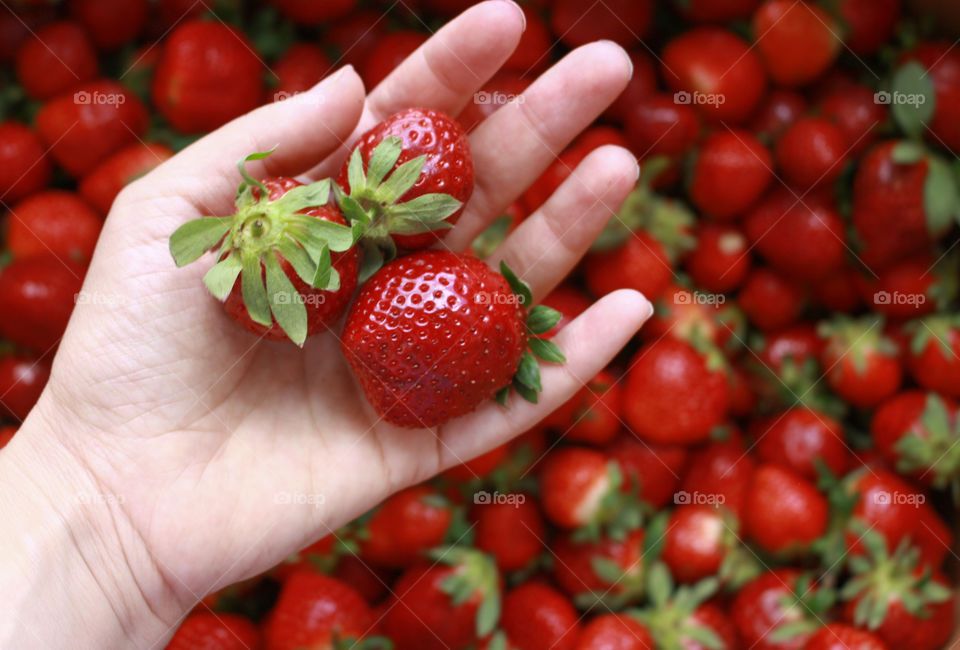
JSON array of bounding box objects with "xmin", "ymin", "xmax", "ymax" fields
[
  {"xmin": 550, "ymin": 0, "xmax": 652, "ymax": 47},
  {"xmin": 69, "ymin": 0, "xmax": 147, "ymax": 51},
  {"xmin": 443, "ymin": 442, "xmax": 508, "ymax": 482},
  {"xmin": 264, "ymin": 572, "xmax": 376, "ymax": 650},
  {"xmin": 472, "ymin": 494, "xmax": 544, "ymax": 572},
  {"xmin": 15, "ymin": 21, "xmax": 97, "ymax": 100},
  {"xmin": 738, "ymin": 267, "xmax": 805, "ymax": 331},
  {"xmin": 775, "ymin": 117, "xmax": 849, "ymax": 190},
  {"xmin": 607, "ymin": 434, "xmax": 689, "ymax": 509},
  {"xmin": 325, "ymin": 10, "xmax": 386, "ymax": 71},
  {"xmin": 755, "ymin": 408, "xmax": 850, "ymax": 480},
  {"xmin": 341, "ymin": 250, "xmax": 564, "ymax": 427},
  {"xmin": 855, "ymin": 254, "xmax": 943, "ymax": 320},
  {"xmin": 6, "ymin": 191, "xmax": 101, "ymax": 263},
  {"xmin": 0, "ymin": 121, "xmax": 52, "ymax": 202},
  {"xmin": 641, "ymin": 286, "xmax": 741, "ymax": 352},
  {"xmin": 358, "ymin": 485, "xmax": 453, "ymax": 568},
  {"xmin": 732, "ymin": 569, "xmax": 827, "ymax": 650},
  {"xmin": 383, "ymin": 549, "xmax": 501, "ymax": 650},
  {"xmin": 337, "ymin": 108, "xmax": 473, "ymax": 251},
  {"xmin": 871, "ymin": 391, "xmax": 960, "ymax": 492},
  {"xmin": 835, "ymin": 0, "xmax": 900, "ymax": 55},
  {"xmin": 544, "ymin": 369, "xmax": 622, "ymax": 446},
  {"xmin": 687, "ymin": 224, "xmax": 752, "ymax": 293},
  {"xmin": 270, "ymin": 43, "xmax": 330, "ymax": 100},
  {"xmin": 539, "ymin": 447, "xmax": 631, "ymax": 532},
  {"xmin": 539, "ymin": 284, "xmax": 591, "ymax": 340},
  {"xmin": 79, "ymin": 143, "xmax": 173, "ymax": 215},
  {"xmin": 152, "ymin": 21, "xmax": 263, "ymax": 133},
  {"xmin": 673, "ymin": 0, "xmax": 761, "ymax": 23},
  {"xmin": 661, "ymin": 27, "xmax": 767, "ymax": 124},
  {"xmin": 166, "ymin": 613, "xmax": 260, "ymax": 650},
  {"xmin": 842, "ymin": 469, "xmax": 929, "ymax": 562},
  {"xmin": 901, "ymin": 43, "xmax": 960, "ymax": 153},
  {"xmin": 625, "ymin": 94, "xmax": 702, "ymax": 174},
  {"xmin": 802, "ymin": 623, "xmax": 889, "ymax": 650},
  {"xmin": 819, "ymin": 85, "xmax": 887, "ymax": 156},
  {"xmin": 0, "ymin": 255, "xmax": 86, "ymax": 353},
  {"xmin": 689, "ymin": 130, "xmax": 773, "ymax": 221},
  {"xmin": 500, "ymin": 582, "xmax": 580, "ymax": 650},
  {"xmin": 36, "ymin": 80, "xmax": 148, "ymax": 178},
  {"xmin": 624, "ymin": 338, "xmax": 729, "ymax": 445},
  {"xmin": 552, "ymin": 529, "xmax": 646, "ymax": 607},
  {"xmin": 169, "ymin": 154, "xmax": 358, "ymax": 346},
  {"xmin": 0, "ymin": 355, "xmax": 51, "ymax": 422},
  {"xmin": 750, "ymin": 89, "xmax": 808, "ymax": 140},
  {"xmin": 332, "ymin": 554, "xmax": 390, "ymax": 606},
  {"xmin": 584, "ymin": 232, "xmax": 673, "ymax": 303},
  {"xmin": 360, "ymin": 31, "xmax": 427, "ymax": 88},
  {"xmin": 904, "ymin": 316, "xmax": 960, "ymax": 398},
  {"xmin": 752, "ymin": 1, "xmax": 841, "ymax": 86},
  {"xmin": 661, "ymin": 504, "xmax": 733, "ymax": 584},
  {"xmin": 575, "ymin": 614, "xmax": 654, "ymax": 650},
  {"xmin": 743, "ymin": 464, "xmax": 828, "ymax": 554},
  {"xmin": 818, "ymin": 316, "xmax": 903, "ymax": 408}
]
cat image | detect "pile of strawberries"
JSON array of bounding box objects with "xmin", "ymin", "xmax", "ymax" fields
[{"xmin": 2, "ymin": 0, "xmax": 960, "ymax": 649}]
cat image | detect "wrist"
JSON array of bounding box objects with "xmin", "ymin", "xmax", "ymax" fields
[{"xmin": 0, "ymin": 402, "xmax": 183, "ymax": 648}]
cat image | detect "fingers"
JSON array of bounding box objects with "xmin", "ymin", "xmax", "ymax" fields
[
  {"xmin": 489, "ymin": 145, "xmax": 639, "ymax": 302},
  {"xmin": 143, "ymin": 66, "xmax": 366, "ymax": 214},
  {"xmin": 444, "ymin": 41, "xmax": 634, "ymax": 250},
  {"xmin": 303, "ymin": 0, "xmax": 526, "ymax": 180},
  {"xmin": 439, "ymin": 290, "xmax": 653, "ymax": 466}
]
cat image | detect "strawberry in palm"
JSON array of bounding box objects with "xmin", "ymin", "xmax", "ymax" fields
[
  {"xmin": 169, "ymin": 151, "xmax": 358, "ymax": 346},
  {"xmin": 341, "ymin": 250, "xmax": 565, "ymax": 428}
]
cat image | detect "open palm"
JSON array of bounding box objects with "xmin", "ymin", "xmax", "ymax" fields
[{"xmin": 18, "ymin": 2, "xmax": 650, "ymax": 643}]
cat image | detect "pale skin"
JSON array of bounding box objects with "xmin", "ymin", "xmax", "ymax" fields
[{"xmin": 0, "ymin": 2, "xmax": 653, "ymax": 647}]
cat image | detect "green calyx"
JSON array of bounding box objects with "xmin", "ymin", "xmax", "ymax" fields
[
  {"xmin": 768, "ymin": 574, "xmax": 836, "ymax": 644},
  {"xmin": 495, "ymin": 261, "xmax": 566, "ymax": 407},
  {"xmin": 339, "ymin": 136, "xmax": 463, "ymax": 280},
  {"xmin": 630, "ymin": 564, "xmax": 723, "ymax": 650},
  {"xmin": 893, "ymin": 392, "xmax": 960, "ymax": 494},
  {"xmin": 431, "ymin": 546, "xmax": 501, "ymax": 638},
  {"xmin": 169, "ymin": 150, "xmax": 355, "ymax": 346},
  {"xmin": 841, "ymin": 524, "xmax": 951, "ymax": 630},
  {"xmin": 905, "ymin": 313, "xmax": 960, "ymax": 358},
  {"xmin": 571, "ymin": 461, "xmax": 646, "ymax": 544},
  {"xmin": 817, "ymin": 315, "xmax": 896, "ymax": 376},
  {"xmin": 889, "ymin": 140, "xmax": 960, "ymax": 236}
]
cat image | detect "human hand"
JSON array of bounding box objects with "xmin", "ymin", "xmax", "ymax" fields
[{"xmin": 0, "ymin": 2, "xmax": 650, "ymax": 646}]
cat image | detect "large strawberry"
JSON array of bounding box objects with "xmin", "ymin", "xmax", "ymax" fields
[
  {"xmin": 742, "ymin": 464, "xmax": 828, "ymax": 555},
  {"xmin": 552, "ymin": 529, "xmax": 647, "ymax": 609},
  {"xmin": 471, "ymin": 494, "xmax": 544, "ymax": 572},
  {"xmin": 575, "ymin": 614, "xmax": 654, "ymax": 650},
  {"xmin": 732, "ymin": 569, "xmax": 833, "ymax": 650},
  {"xmin": 904, "ymin": 315, "xmax": 960, "ymax": 398},
  {"xmin": 169, "ymin": 152, "xmax": 358, "ymax": 346},
  {"xmin": 754, "ymin": 408, "xmax": 850, "ymax": 480},
  {"xmin": 6, "ymin": 190, "xmax": 102, "ymax": 263},
  {"xmin": 340, "ymin": 250, "xmax": 565, "ymax": 428},
  {"xmin": 337, "ymin": 108, "xmax": 473, "ymax": 255},
  {"xmin": 498, "ymin": 582, "xmax": 581, "ymax": 650},
  {"xmin": 818, "ymin": 316, "xmax": 902, "ymax": 408},
  {"xmin": 0, "ymin": 121, "xmax": 51, "ymax": 202},
  {"xmin": 356, "ymin": 485, "xmax": 454, "ymax": 568}
]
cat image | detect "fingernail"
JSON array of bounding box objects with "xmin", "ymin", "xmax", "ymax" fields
[
  {"xmin": 597, "ymin": 39, "xmax": 633, "ymax": 78},
  {"xmin": 327, "ymin": 64, "xmax": 354, "ymax": 83},
  {"xmin": 499, "ymin": 0, "xmax": 526, "ymax": 31},
  {"xmin": 634, "ymin": 160, "xmax": 641, "ymax": 181},
  {"xmin": 637, "ymin": 295, "xmax": 654, "ymax": 321}
]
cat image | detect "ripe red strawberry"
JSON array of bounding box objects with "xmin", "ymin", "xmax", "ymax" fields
[
  {"xmin": 802, "ymin": 623, "xmax": 889, "ymax": 650},
  {"xmin": 840, "ymin": 532, "xmax": 954, "ymax": 650},
  {"xmin": 324, "ymin": 10, "xmax": 385, "ymax": 71},
  {"xmin": 472, "ymin": 494, "xmax": 544, "ymax": 572},
  {"xmin": 500, "ymin": 582, "xmax": 580, "ymax": 650},
  {"xmin": 383, "ymin": 549, "xmax": 501, "ymax": 650},
  {"xmin": 607, "ymin": 434, "xmax": 689, "ymax": 509},
  {"xmin": 539, "ymin": 447, "xmax": 631, "ymax": 532},
  {"xmin": 332, "ymin": 554, "xmax": 391, "ymax": 605},
  {"xmin": 641, "ymin": 286, "xmax": 741, "ymax": 352},
  {"xmin": 680, "ymin": 434, "xmax": 755, "ymax": 520},
  {"xmin": 871, "ymin": 391, "xmax": 960, "ymax": 492},
  {"xmin": 625, "ymin": 95, "xmax": 701, "ymax": 172},
  {"xmin": 661, "ymin": 27, "xmax": 767, "ymax": 124},
  {"xmin": 575, "ymin": 614, "xmax": 654, "ymax": 650},
  {"xmin": 341, "ymin": 250, "xmax": 565, "ymax": 427},
  {"xmin": 732, "ymin": 569, "xmax": 827, "ymax": 650},
  {"xmin": 751, "ymin": 89, "xmax": 808, "ymax": 140},
  {"xmin": 169, "ymin": 153, "xmax": 358, "ymax": 345},
  {"xmin": 835, "ymin": 0, "xmax": 900, "ymax": 55},
  {"xmin": 15, "ymin": 21, "xmax": 97, "ymax": 100},
  {"xmin": 0, "ymin": 355, "xmax": 50, "ymax": 422},
  {"xmin": 0, "ymin": 255, "xmax": 86, "ymax": 353},
  {"xmin": 551, "ymin": 0, "xmax": 652, "ymax": 47},
  {"xmin": 69, "ymin": 0, "xmax": 146, "ymax": 51},
  {"xmin": 166, "ymin": 612, "xmax": 260, "ymax": 650},
  {"xmin": 661, "ymin": 504, "xmax": 732, "ymax": 584},
  {"xmin": 818, "ymin": 316, "xmax": 902, "ymax": 408},
  {"xmin": 687, "ymin": 224, "xmax": 752, "ymax": 293},
  {"xmin": 357, "ymin": 485, "xmax": 453, "ymax": 568},
  {"xmin": 152, "ymin": 21, "xmax": 263, "ymax": 134},
  {"xmin": 360, "ymin": 31, "xmax": 427, "ymax": 88},
  {"xmin": 775, "ymin": 117, "xmax": 849, "ymax": 190},
  {"xmin": 820, "ymin": 85, "xmax": 887, "ymax": 156},
  {"xmin": 264, "ymin": 572, "xmax": 376, "ymax": 650},
  {"xmin": 0, "ymin": 121, "xmax": 51, "ymax": 203},
  {"xmin": 270, "ymin": 43, "xmax": 330, "ymax": 99},
  {"xmin": 901, "ymin": 43, "xmax": 960, "ymax": 153},
  {"xmin": 583, "ymin": 232, "xmax": 673, "ymax": 303},
  {"xmin": 552, "ymin": 529, "xmax": 646, "ymax": 607},
  {"xmin": 624, "ymin": 338, "xmax": 729, "ymax": 445},
  {"xmin": 842, "ymin": 469, "xmax": 930, "ymax": 562},
  {"xmin": 752, "ymin": 1, "xmax": 841, "ymax": 86},
  {"xmin": 904, "ymin": 316, "xmax": 960, "ymax": 398},
  {"xmin": 756, "ymin": 408, "xmax": 850, "ymax": 479},
  {"xmin": 544, "ymin": 369, "xmax": 622, "ymax": 446},
  {"xmin": 738, "ymin": 267, "xmax": 805, "ymax": 331},
  {"xmin": 337, "ymin": 108, "xmax": 473, "ymax": 252},
  {"xmin": 79, "ymin": 143, "xmax": 173, "ymax": 215},
  {"xmin": 6, "ymin": 191, "xmax": 102, "ymax": 263},
  {"xmin": 689, "ymin": 130, "xmax": 772, "ymax": 221},
  {"xmin": 743, "ymin": 464, "xmax": 828, "ymax": 554},
  {"xmin": 36, "ymin": 80, "xmax": 149, "ymax": 178}
]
